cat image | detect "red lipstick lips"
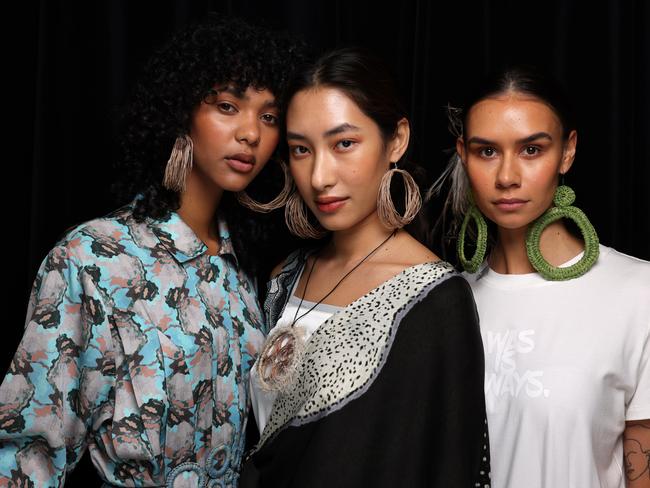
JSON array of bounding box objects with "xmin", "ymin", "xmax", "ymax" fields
[{"xmin": 315, "ymin": 196, "xmax": 348, "ymax": 213}]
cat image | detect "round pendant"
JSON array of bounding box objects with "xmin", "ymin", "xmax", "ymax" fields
[{"xmin": 256, "ymin": 324, "xmax": 306, "ymax": 393}]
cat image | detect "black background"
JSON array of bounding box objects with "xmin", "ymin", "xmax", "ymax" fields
[{"xmin": 5, "ymin": 1, "xmax": 649, "ymax": 485}]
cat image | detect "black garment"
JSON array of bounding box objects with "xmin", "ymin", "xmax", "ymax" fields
[{"xmin": 246, "ymin": 251, "xmax": 490, "ymax": 487}]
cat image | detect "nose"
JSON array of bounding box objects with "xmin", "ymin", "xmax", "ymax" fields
[
  {"xmin": 235, "ymin": 113, "xmax": 260, "ymax": 146},
  {"xmin": 495, "ymin": 152, "xmax": 521, "ymax": 189},
  {"xmin": 310, "ymin": 150, "xmax": 337, "ymax": 192}
]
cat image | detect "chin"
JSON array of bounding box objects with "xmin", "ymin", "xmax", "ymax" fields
[
  {"xmin": 213, "ymin": 175, "xmax": 257, "ymax": 193},
  {"xmin": 309, "ymin": 212, "xmax": 344, "ymax": 231},
  {"xmin": 314, "ymin": 218, "xmax": 349, "ymax": 232},
  {"xmin": 490, "ymin": 217, "xmax": 534, "ymax": 231},
  {"xmin": 314, "ymin": 212, "xmax": 373, "ymax": 233},
  {"xmin": 495, "ymin": 208, "xmax": 551, "ymax": 231}
]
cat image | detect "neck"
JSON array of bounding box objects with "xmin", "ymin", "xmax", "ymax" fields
[
  {"xmin": 490, "ymin": 221, "xmax": 584, "ymax": 274},
  {"xmin": 177, "ymin": 169, "xmax": 224, "ymax": 246},
  {"xmin": 326, "ymin": 211, "xmax": 394, "ymax": 264}
]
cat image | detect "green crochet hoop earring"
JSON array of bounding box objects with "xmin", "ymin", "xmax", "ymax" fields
[
  {"xmin": 457, "ymin": 195, "xmax": 488, "ymax": 273},
  {"xmin": 525, "ymin": 185, "xmax": 599, "ymax": 281}
]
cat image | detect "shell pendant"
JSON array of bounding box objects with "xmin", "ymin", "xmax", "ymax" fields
[{"xmin": 255, "ymin": 324, "xmax": 306, "ymax": 393}]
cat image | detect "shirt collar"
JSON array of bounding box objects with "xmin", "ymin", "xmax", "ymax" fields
[{"xmin": 145, "ymin": 205, "xmax": 239, "ymax": 265}]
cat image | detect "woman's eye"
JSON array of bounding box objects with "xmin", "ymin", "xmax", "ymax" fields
[
  {"xmin": 479, "ymin": 147, "xmax": 497, "ymax": 158},
  {"xmin": 290, "ymin": 145, "xmax": 310, "ymax": 157},
  {"xmin": 335, "ymin": 139, "xmax": 356, "ymax": 150},
  {"xmin": 523, "ymin": 145, "xmax": 540, "ymax": 155},
  {"xmin": 218, "ymin": 102, "xmax": 237, "ymax": 113},
  {"xmin": 261, "ymin": 113, "xmax": 279, "ymax": 125}
]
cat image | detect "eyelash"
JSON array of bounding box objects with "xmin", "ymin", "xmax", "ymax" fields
[
  {"xmin": 290, "ymin": 145, "xmax": 310, "ymax": 158},
  {"xmin": 476, "ymin": 145, "xmax": 543, "ymax": 158},
  {"xmin": 216, "ymin": 102, "xmax": 278, "ymax": 125},
  {"xmin": 335, "ymin": 139, "xmax": 356, "ymax": 150},
  {"xmin": 289, "ymin": 138, "xmax": 357, "ymax": 158},
  {"xmin": 217, "ymin": 102, "xmax": 237, "ymax": 113},
  {"xmin": 523, "ymin": 145, "xmax": 541, "ymax": 156},
  {"xmin": 476, "ymin": 146, "xmax": 497, "ymax": 159},
  {"xmin": 478, "ymin": 147, "xmax": 497, "ymax": 158},
  {"xmin": 261, "ymin": 113, "xmax": 279, "ymax": 125}
]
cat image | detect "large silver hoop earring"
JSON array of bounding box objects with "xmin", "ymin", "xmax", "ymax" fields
[
  {"xmin": 237, "ymin": 160, "xmax": 293, "ymax": 213},
  {"xmin": 284, "ymin": 190, "xmax": 326, "ymax": 239},
  {"xmin": 163, "ymin": 135, "xmax": 193, "ymax": 192},
  {"xmin": 377, "ymin": 163, "xmax": 422, "ymax": 230}
]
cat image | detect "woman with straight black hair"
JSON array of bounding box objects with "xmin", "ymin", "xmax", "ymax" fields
[
  {"xmin": 433, "ymin": 66, "xmax": 649, "ymax": 488},
  {"xmin": 244, "ymin": 47, "xmax": 491, "ymax": 488}
]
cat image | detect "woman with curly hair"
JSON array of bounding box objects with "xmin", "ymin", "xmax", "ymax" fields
[{"xmin": 0, "ymin": 16, "xmax": 303, "ymax": 487}]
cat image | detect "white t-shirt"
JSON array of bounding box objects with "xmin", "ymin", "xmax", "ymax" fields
[
  {"xmin": 465, "ymin": 245, "xmax": 650, "ymax": 488},
  {"xmin": 250, "ymin": 292, "xmax": 342, "ymax": 434}
]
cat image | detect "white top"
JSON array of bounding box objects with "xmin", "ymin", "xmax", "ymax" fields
[
  {"xmin": 465, "ymin": 245, "xmax": 650, "ymax": 488},
  {"xmin": 250, "ymin": 280, "xmax": 342, "ymax": 434}
]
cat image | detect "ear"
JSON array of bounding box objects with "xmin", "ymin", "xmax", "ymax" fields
[
  {"xmin": 388, "ymin": 118, "xmax": 410, "ymax": 163},
  {"xmin": 560, "ymin": 130, "xmax": 577, "ymax": 174},
  {"xmin": 456, "ymin": 137, "xmax": 466, "ymax": 166}
]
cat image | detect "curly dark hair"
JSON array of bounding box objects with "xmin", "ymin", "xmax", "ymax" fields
[{"xmin": 114, "ymin": 15, "xmax": 307, "ymax": 278}]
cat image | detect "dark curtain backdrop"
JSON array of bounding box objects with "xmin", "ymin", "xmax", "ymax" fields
[{"xmin": 6, "ymin": 0, "xmax": 649, "ymax": 484}]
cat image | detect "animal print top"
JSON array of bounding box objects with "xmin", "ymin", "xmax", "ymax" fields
[{"xmin": 248, "ymin": 249, "xmax": 491, "ymax": 488}]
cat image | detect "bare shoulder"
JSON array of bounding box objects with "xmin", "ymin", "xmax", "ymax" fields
[
  {"xmin": 407, "ymin": 241, "xmax": 439, "ymax": 265},
  {"xmin": 368, "ymin": 232, "xmax": 440, "ymax": 283},
  {"xmin": 391, "ymin": 232, "xmax": 439, "ymax": 266}
]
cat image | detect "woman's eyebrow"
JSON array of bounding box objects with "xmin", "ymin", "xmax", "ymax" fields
[
  {"xmin": 323, "ymin": 123, "xmax": 361, "ymax": 137},
  {"xmin": 212, "ymin": 86, "xmax": 277, "ymax": 108},
  {"xmin": 213, "ymin": 85, "xmax": 246, "ymax": 98},
  {"xmin": 516, "ymin": 132, "xmax": 553, "ymax": 144},
  {"xmin": 287, "ymin": 131, "xmax": 307, "ymax": 141},
  {"xmin": 287, "ymin": 123, "xmax": 361, "ymax": 141},
  {"xmin": 466, "ymin": 132, "xmax": 553, "ymax": 145},
  {"xmin": 466, "ymin": 136, "xmax": 495, "ymax": 145}
]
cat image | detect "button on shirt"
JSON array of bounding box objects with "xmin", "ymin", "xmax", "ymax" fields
[{"xmin": 0, "ymin": 200, "xmax": 266, "ymax": 487}]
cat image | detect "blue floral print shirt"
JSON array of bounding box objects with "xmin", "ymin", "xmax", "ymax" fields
[{"xmin": 0, "ymin": 199, "xmax": 266, "ymax": 487}]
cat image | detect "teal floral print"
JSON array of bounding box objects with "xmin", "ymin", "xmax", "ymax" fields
[{"xmin": 0, "ymin": 199, "xmax": 266, "ymax": 487}]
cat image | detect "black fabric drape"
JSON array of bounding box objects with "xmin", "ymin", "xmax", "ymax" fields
[{"xmin": 7, "ymin": 1, "xmax": 649, "ymax": 485}]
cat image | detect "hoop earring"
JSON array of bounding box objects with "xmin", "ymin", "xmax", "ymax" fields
[
  {"xmin": 457, "ymin": 195, "xmax": 488, "ymax": 273},
  {"xmin": 284, "ymin": 190, "xmax": 326, "ymax": 239},
  {"xmin": 163, "ymin": 135, "xmax": 193, "ymax": 192},
  {"xmin": 525, "ymin": 185, "xmax": 599, "ymax": 280},
  {"xmin": 377, "ymin": 163, "xmax": 422, "ymax": 230},
  {"xmin": 236, "ymin": 160, "xmax": 292, "ymax": 213}
]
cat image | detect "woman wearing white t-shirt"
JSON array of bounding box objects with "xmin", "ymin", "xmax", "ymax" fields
[{"xmin": 433, "ymin": 66, "xmax": 649, "ymax": 487}]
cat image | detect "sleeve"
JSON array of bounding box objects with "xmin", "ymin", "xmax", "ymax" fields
[
  {"xmin": 382, "ymin": 275, "xmax": 490, "ymax": 487},
  {"xmin": 0, "ymin": 243, "xmax": 115, "ymax": 487},
  {"xmin": 423, "ymin": 276, "xmax": 490, "ymax": 487},
  {"xmin": 626, "ymin": 321, "xmax": 650, "ymax": 421}
]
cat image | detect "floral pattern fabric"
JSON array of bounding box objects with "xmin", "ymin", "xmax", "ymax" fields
[{"xmin": 0, "ymin": 200, "xmax": 266, "ymax": 487}]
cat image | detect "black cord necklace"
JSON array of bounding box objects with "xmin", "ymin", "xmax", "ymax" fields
[
  {"xmin": 290, "ymin": 230, "xmax": 397, "ymax": 327},
  {"xmin": 256, "ymin": 230, "xmax": 397, "ymax": 393}
]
